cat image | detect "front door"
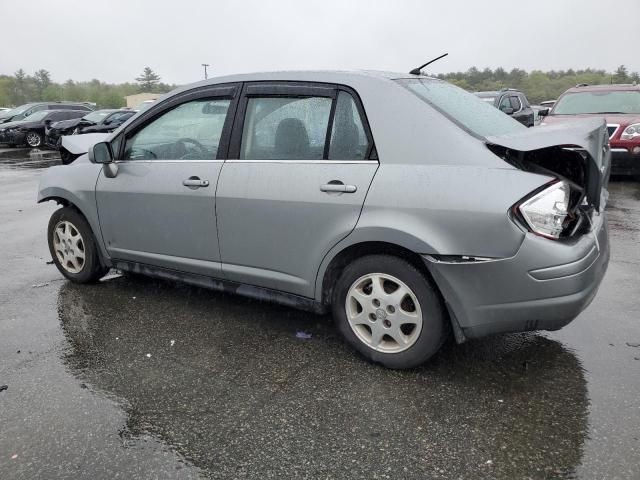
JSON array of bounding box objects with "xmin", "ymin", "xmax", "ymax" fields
[
  {"xmin": 216, "ymin": 83, "xmax": 378, "ymax": 297},
  {"xmin": 96, "ymin": 86, "xmax": 238, "ymax": 276}
]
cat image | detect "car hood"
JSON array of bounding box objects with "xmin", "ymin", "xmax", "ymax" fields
[
  {"xmin": 61, "ymin": 133, "xmax": 110, "ymax": 155},
  {"xmin": 486, "ymin": 117, "xmax": 609, "ymax": 210}
]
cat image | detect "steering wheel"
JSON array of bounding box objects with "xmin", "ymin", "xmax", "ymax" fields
[{"xmin": 176, "ymin": 138, "xmax": 209, "ymax": 159}]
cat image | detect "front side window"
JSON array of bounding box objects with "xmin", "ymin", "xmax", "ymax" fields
[
  {"xmin": 499, "ymin": 95, "xmax": 512, "ymax": 112},
  {"xmin": 328, "ymin": 91, "xmax": 370, "ymax": 160},
  {"xmin": 106, "ymin": 111, "xmax": 133, "ymax": 124},
  {"xmin": 509, "ymin": 96, "xmax": 522, "ymax": 111},
  {"xmin": 240, "ymin": 97, "xmax": 332, "ymax": 160},
  {"xmin": 21, "ymin": 110, "xmax": 49, "ymax": 122},
  {"xmin": 82, "ymin": 111, "xmax": 111, "ymax": 123},
  {"xmin": 123, "ymin": 98, "xmax": 231, "ymax": 160}
]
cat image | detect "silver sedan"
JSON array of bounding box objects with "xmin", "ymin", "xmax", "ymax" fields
[{"xmin": 38, "ymin": 71, "xmax": 610, "ymax": 368}]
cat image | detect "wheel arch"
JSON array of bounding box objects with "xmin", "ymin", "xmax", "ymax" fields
[
  {"xmin": 318, "ymin": 240, "xmax": 441, "ymax": 306},
  {"xmin": 39, "ymin": 188, "xmax": 111, "ymax": 267}
]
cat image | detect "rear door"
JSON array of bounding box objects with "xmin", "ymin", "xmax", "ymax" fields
[
  {"xmin": 95, "ymin": 84, "xmax": 239, "ymax": 276},
  {"xmin": 216, "ymin": 82, "xmax": 378, "ymax": 297}
]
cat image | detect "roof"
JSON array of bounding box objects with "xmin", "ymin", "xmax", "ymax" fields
[
  {"xmin": 474, "ymin": 88, "xmax": 522, "ymax": 96},
  {"xmin": 165, "ymin": 70, "xmax": 436, "ymax": 98}
]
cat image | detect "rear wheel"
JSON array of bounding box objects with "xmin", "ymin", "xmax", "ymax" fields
[
  {"xmin": 48, "ymin": 207, "xmax": 108, "ymax": 283},
  {"xmin": 332, "ymin": 254, "xmax": 447, "ymax": 369},
  {"xmin": 26, "ymin": 131, "xmax": 42, "ymax": 148}
]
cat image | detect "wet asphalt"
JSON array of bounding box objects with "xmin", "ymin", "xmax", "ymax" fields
[{"xmin": 0, "ymin": 147, "xmax": 638, "ymax": 480}]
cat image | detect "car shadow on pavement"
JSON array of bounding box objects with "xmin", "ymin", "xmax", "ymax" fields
[{"xmin": 58, "ymin": 274, "xmax": 589, "ymax": 479}]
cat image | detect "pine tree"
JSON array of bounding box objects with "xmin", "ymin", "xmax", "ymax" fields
[{"xmin": 135, "ymin": 67, "xmax": 161, "ymax": 92}]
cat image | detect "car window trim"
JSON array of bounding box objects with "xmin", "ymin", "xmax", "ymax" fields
[
  {"xmin": 228, "ymin": 81, "xmax": 376, "ymax": 162},
  {"xmin": 116, "ymin": 83, "xmax": 241, "ymax": 161}
]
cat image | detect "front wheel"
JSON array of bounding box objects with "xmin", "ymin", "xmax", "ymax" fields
[
  {"xmin": 47, "ymin": 207, "xmax": 108, "ymax": 283},
  {"xmin": 332, "ymin": 255, "xmax": 447, "ymax": 369}
]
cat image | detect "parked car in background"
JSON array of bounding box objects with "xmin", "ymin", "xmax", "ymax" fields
[
  {"xmin": 475, "ymin": 88, "xmax": 535, "ymax": 127},
  {"xmin": 540, "ymin": 84, "xmax": 640, "ymax": 175},
  {"xmin": 540, "ymin": 100, "xmax": 556, "ymax": 109},
  {"xmin": 2, "ymin": 109, "xmax": 88, "ymax": 147},
  {"xmin": 0, "ymin": 101, "xmax": 93, "ymax": 124},
  {"xmin": 79, "ymin": 110, "xmax": 136, "ymax": 134},
  {"xmin": 45, "ymin": 109, "xmax": 136, "ymax": 148},
  {"xmin": 39, "ymin": 71, "xmax": 609, "ymax": 369},
  {"xmin": 0, "ymin": 107, "xmax": 10, "ymax": 113}
]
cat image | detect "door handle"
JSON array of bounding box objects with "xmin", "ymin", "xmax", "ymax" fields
[
  {"xmin": 183, "ymin": 177, "xmax": 209, "ymax": 188},
  {"xmin": 320, "ymin": 182, "xmax": 357, "ymax": 193}
]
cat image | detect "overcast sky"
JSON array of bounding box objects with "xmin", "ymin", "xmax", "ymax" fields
[{"xmin": 1, "ymin": 0, "xmax": 639, "ymax": 85}]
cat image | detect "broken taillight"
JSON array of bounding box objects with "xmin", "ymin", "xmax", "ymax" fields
[{"xmin": 516, "ymin": 181, "xmax": 570, "ymax": 239}]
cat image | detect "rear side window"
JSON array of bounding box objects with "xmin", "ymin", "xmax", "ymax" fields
[
  {"xmin": 123, "ymin": 98, "xmax": 231, "ymax": 160},
  {"xmin": 397, "ymin": 78, "xmax": 525, "ymax": 138},
  {"xmin": 328, "ymin": 91, "xmax": 370, "ymax": 160},
  {"xmin": 240, "ymin": 97, "xmax": 332, "ymax": 160}
]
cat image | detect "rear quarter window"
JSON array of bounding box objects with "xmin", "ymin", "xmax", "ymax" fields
[{"xmin": 397, "ymin": 79, "xmax": 525, "ymax": 138}]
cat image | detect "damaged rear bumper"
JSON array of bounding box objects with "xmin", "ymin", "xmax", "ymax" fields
[{"xmin": 424, "ymin": 211, "xmax": 609, "ymax": 341}]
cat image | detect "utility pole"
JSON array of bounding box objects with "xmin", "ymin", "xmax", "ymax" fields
[{"xmin": 201, "ymin": 63, "xmax": 210, "ymax": 80}]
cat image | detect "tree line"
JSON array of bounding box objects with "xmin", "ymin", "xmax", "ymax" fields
[
  {"xmin": 1, "ymin": 65, "xmax": 638, "ymax": 109},
  {"xmin": 0, "ymin": 67, "xmax": 174, "ymax": 109},
  {"xmin": 437, "ymin": 65, "xmax": 639, "ymax": 104}
]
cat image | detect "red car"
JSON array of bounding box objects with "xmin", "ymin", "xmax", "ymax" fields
[{"xmin": 539, "ymin": 83, "xmax": 640, "ymax": 175}]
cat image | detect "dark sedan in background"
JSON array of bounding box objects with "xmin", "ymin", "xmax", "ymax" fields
[
  {"xmin": 0, "ymin": 101, "xmax": 93, "ymax": 124},
  {"xmin": 45, "ymin": 109, "xmax": 136, "ymax": 148},
  {"xmin": 0, "ymin": 109, "xmax": 87, "ymax": 147}
]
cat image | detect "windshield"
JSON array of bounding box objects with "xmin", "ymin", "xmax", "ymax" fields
[
  {"xmin": 398, "ymin": 79, "xmax": 524, "ymax": 137},
  {"xmin": 552, "ymin": 90, "xmax": 640, "ymax": 115},
  {"xmin": 22, "ymin": 110, "xmax": 49, "ymax": 122},
  {"xmin": 0, "ymin": 104, "xmax": 34, "ymax": 118},
  {"xmin": 82, "ymin": 110, "xmax": 112, "ymax": 123}
]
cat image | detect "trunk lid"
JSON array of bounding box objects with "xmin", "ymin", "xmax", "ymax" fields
[{"xmin": 486, "ymin": 118, "xmax": 609, "ymax": 210}]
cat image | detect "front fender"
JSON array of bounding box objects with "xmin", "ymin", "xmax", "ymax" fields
[{"xmin": 37, "ymin": 163, "xmax": 110, "ymax": 264}]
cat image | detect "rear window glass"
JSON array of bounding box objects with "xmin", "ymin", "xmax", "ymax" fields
[{"xmin": 397, "ymin": 79, "xmax": 525, "ymax": 138}]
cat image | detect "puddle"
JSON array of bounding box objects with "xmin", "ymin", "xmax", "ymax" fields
[{"xmin": 0, "ymin": 148, "xmax": 62, "ymax": 170}]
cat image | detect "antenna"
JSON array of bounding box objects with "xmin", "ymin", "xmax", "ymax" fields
[{"xmin": 409, "ymin": 53, "xmax": 448, "ymax": 75}]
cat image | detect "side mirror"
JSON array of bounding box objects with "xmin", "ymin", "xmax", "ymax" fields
[
  {"xmin": 88, "ymin": 141, "xmax": 113, "ymax": 164},
  {"xmin": 44, "ymin": 119, "xmax": 52, "ymax": 125},
  {"xmin": 538, "ymin": 108, "xmax": 549, "ymax": 117}
]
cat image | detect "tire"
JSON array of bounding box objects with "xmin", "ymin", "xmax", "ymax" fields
[
  {"xmin": 48, "ymin": 207, "xmax": 108, "ymax": 283},
  {"xmin": 25, "ymin": 131, "xmax": 42, "ymax": 148},
  {"xmin": 332, "ymin": 255, "xmax": 447, "ymax": 369}
]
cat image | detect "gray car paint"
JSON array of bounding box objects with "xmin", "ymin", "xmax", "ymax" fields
[{"xmin": 38, "ymin": 70, "xmax": 609, "ymax": 340}]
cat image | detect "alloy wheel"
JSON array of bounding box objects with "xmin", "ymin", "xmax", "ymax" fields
[
  {"xmin": 26, "ymin": 132, "xmax": 41, "ymax": 147},
  {"xmin": 345, "ymin": 273, "xmax": 423, "ymax": 353},
  {"xmin": 52, "ymin": 220, "xmax": 86, "ymax": 274}
]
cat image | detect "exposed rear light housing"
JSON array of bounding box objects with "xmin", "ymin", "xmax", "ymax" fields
[{"xmin": 515, "ymin": 181, "xmax": 571, "ymax": 239}]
